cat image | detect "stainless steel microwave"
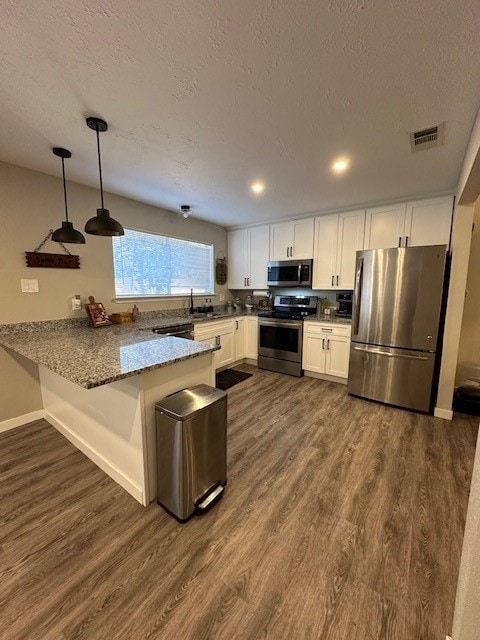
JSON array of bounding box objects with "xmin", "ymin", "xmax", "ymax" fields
[{"xmin": 267, "ymin": 259, "xmax": 313, "ymax": 287}]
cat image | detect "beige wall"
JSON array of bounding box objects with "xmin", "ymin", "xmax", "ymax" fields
[
  {"xmin": 0, "ymin": 161, "xmax": 227, "ymax": 421},
  {"xmin": 435, "ymin": 203, "xmax": 475, "ymax": 417},
  {"xmin": 452, "ymin": 427, "xmax": 480, "ymax": 640},
  {"xmin": 457, "ymin": 197, "xmax": 480, "ymax": 367}
]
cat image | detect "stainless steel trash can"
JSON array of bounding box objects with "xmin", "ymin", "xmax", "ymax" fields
[{"xmin": 155, "ymin": 384, "xmax": 227, "ymax": 522}]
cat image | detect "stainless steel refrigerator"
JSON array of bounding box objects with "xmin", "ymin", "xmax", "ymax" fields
[{"xmin": 348, "ymin": 245, "xmax": 447, "ymax": 412}]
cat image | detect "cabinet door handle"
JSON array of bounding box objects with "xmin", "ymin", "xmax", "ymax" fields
[
  {"xmin": 331, "ymin": 275, "xmax": 334, "ymax": 286},
  {"xmin": 398, "ymin": 236, "xmax": 402, "ymax": 247},
  {"xmin": 290, "ymin": 246, "xmax": 293, "ymax": 256},
  {"xmin": 287, "ymin": 247, "xmax": 290, "ymax": 257},
  {"xmin": 336, "ymin": 275, "xmax": 339, "ymax": 286},
  {"xmin": 215, "ymin": 336, "xmax": 220, "ymax": 346},
  {"xmin": 405, "ymin": 236, "xmax": 409, "ymax": 247},
  {"xmin": 322, "ymin": 338, "xmax": 325, "ymax": 350},
  {"xmin": 235, "ymin": 320, "xmax": 238, "ymax": 330},
  {"xmin": 327, "ymin": 339, "xmax": 330, "ymax": 350},
  {"xmin": 247, "ymin": 277, "xmax": 250, "ymax": 286}
]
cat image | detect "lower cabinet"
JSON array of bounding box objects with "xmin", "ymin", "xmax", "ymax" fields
[
  {"xmin": 302, "ymin": 322, "xmax": 351, "ymax": 381},
  {"xmin": 194, "ymin": 316, "xmax": 258, "ymax": 371},
  {"xmin": 194, "ymin": 319, "xmax": 235, "ymax": 371},
  {"xmin": 234, "ymin": 317, "xmax": 246, "ymax": 360},
  {"xmin": 245, "ymin": 316, "xmax": 258, "ymax": 360}
]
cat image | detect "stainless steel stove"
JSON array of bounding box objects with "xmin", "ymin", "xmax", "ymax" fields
[{"xmin": 258, "ymin": 296, "xmax": 317, "ymax": 376}]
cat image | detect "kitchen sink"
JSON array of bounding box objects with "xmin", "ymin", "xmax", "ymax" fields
[{"xmin": 190, "ymin": 313, "xmax": 226, "ymax": 319}]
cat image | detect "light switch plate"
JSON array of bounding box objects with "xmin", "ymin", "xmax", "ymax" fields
[{"xmin": 21, "ymin": 279, "xmax": 39, "ymax": 293}]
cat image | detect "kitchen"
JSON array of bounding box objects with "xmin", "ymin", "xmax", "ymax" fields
[{"xmin": 1, "ymin": 2, "xmax": 480, "ymax": 639}]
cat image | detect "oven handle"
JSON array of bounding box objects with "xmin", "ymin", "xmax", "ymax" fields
[{"xmin": 259, "ymin": 319, "xmax": 303, "ymax": 329}]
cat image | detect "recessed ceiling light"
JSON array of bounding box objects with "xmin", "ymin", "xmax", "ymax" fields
[
  {"xmin": 331, "ymin": 158, "xmax": 350, "ymax": 174},
  {"xmin": 251, "ymin": 181, "xmax": 265, "ymax": 194}
]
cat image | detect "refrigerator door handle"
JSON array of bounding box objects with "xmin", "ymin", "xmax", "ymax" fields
[
  {"xmin": 353, "ymin": 256, "xmax": 364, "ymax": 336},
  {"xmin": 353, "ymin": 346, "xmax": 429, "ymax": 361}
]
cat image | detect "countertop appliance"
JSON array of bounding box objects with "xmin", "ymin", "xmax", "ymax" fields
[
  {"xmin": 335, "ymin": 292, "xmax": 353, "ymax": 318},
  {"xmin": 267, "ymin": 259, "xmax": 312, "ymax": 287},
  {"xmin": 152, "ymin": 323, "xmax": 194, "ymax": 339},
  {"xmin": 348, "ymin": 245, "xmax": 447, "ymax": 412},
  {"xmin": 258, "ymin": 295, "xmax": 317, "ymax": 376}
]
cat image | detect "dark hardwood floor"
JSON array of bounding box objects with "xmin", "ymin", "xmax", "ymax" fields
[{"xmin": 1, "ymin": 365, "xmax": 478, "ymax": 640}]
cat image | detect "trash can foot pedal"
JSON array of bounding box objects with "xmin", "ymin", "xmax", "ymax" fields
[{"xmin": 196, "ymin": 484, "xmax": 224, "ymax": 512}]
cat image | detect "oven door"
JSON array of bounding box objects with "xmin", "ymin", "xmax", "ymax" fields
[{"xmin": 258, "ymin": 318, "xmax": 303, "ymax": 362}]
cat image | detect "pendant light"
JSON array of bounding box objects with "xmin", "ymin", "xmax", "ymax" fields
[
  {"xmin": 51, "ymin": 148, "xmax": 86, "ymax": 244},
  {"xmin": 84, "ymin": 117, "xmax": 124, "ymax": 236}
]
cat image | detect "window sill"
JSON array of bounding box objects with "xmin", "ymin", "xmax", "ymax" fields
[{"xmin": 112, "ymin": 293, "xmax": 217, "ymax": 302}]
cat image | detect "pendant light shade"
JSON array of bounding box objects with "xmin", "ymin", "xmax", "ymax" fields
[
  {"xmin": 84, "ymin": 117, "xmax": 124, "ymax": 237},
  {"xmin": 85, "ymin": 208, "xmax": 125, "ymax": 236},
  {"xmin": 51, "ymin": 147, "xmax": 86, "ymax": 244}
]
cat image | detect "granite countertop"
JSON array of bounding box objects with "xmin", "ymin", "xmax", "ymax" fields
[
  {"xmin": 303, "ymin": 315, "xmax": 352, "ymax": 325},
  {"xmin": 0, "ymin": 324, "xmax": 219, "ymax": 390}
]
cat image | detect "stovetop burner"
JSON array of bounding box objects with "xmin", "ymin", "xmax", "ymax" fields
[{"xmin": 258, "ymin": 295, "xmax": 318, "ymax": 321}]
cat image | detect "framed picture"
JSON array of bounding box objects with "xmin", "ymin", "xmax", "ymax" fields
[{"xmin": 85, "ymin": 296, "xmax": 112, "ymax": 327}]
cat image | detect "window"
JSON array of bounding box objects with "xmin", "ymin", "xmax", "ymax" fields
[{"xmin": 112, "ymin": 228, "xmax": 214, "ymax": 298}]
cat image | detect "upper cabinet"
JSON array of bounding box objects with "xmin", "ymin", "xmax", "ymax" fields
[
  {"xmin": 363, "ymin": 203, "xmax": 406, "ymax": 249},
  {"xmin": 269, "ymin": 218, "xmax": 314, "ymax": 260},
  {"xmin": 404, "ymin": 196, "xmax": 454, "ymax": 247},
  {"xmin": 313, "ymin": 210, "xmax": 365, "ymax": 290},
  {"xmin": 364, "ymin": 195, "xmax": 453, "ymax": 249},
  {"xmin": 227, "ymin": 225, "xmax": 270, "ymax": 289}
]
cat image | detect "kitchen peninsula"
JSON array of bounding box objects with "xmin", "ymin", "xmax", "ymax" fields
[{"xmin": 0, "ymin": 318, "xmax": 219, "ymax": 506}]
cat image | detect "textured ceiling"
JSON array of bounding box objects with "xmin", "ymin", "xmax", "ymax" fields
[{"xmin": 1, "ymin": 0, "xmax": 480, "ymax": 227}]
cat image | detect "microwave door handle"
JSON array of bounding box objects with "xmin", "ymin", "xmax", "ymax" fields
[
  {"xmin": 353, "ymin": 256, "xmax": 364, "ymax": 336},
  {"xmin": 298, "ymin": 264, "xmax": 302, "ymax": 284}
]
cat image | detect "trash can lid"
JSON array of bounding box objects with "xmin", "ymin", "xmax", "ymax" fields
[{"xmin": 155, "ymin": 384, "xmax": 226, "ymax": 420}]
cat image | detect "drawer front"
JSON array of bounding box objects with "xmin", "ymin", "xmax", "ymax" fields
[
  {"xmin": 304, "ymin": 322, "xmax": 351, "ymax": 337},
  {"xmin": 194, "ymin": 319, "xmax": 234, "ymax": 338}
]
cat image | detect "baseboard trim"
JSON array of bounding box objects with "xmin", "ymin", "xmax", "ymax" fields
[
  {"xmin": 44, "ymin": 412, "xmax": 144, "ymax": 505},
  {"xmin": 434, "ymin": 407, "xmax": 454, "ymax": 420},
  {"xmin": 0, "ymin": 409, "xmax": 45, "ymax": 434},
  {"xmin": 304, "ymin": 371, "xmax": 348, "ymax": 385}
]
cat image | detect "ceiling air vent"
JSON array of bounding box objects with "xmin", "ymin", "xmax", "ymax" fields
[{"xmin": 410, "ymin": 123, "xmax": 444, "ymax": 152}]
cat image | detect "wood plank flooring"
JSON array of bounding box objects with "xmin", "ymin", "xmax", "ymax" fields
[{"xmin": 0, "ymin": 365, "xmax": 478, "ymax": 640}]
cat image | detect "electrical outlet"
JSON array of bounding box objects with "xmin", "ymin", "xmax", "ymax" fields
[
  {"xmin": 21, "ymin": 279, "xmax": 39, "ymax": 293},
  {"xmin": 219, "ymin": 293, "xmax": 225, "ymax": 302},
  {"xmin": 71, "ymin": 295, "xmax": 82, "ymax": 310}
]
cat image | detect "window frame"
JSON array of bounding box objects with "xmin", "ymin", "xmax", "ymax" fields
[{"xmin": 112, "ymin": 226, "xmax": 215, "ymax": 300}]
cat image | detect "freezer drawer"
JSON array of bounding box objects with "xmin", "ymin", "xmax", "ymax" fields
[{"xmin": 348, "ymin": 343, "xmax": 436, "ymax": 412}]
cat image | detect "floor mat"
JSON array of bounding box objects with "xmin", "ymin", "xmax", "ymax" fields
[{"xmin": 216, "ymin": 368, "xmax": 253, "ymax": 390}]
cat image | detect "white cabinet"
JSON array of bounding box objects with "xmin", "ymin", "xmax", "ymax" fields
[
  {"xmin": 313, "ymin": 210, "xmax": 365, "ymax": 290},
  {"xmin": 194, "ymin": 319, "xmax": 235, "ymax": 370},
  {"xmin": 404, "ymin": 196, "xmax": 453, "ymax": 247},
  {"xmin": 364, "ymin": 203, "xmax": 406, "ymax": 249},
  {"xmin": 269, "ymin": 218, "xmax": 314, "ymax": 260},
  {"xmin": 227, "ymin": 226, "xmax": 270, "ymax": 289},
  {"xmin": 234, "ymin": 317, "xmax": 246, "ymax": 360},
  {"xmin": 364, "ymin": 196, "xmax": 453, "ymax": 249},
  {"xmin": 302, "ymin": 322, "xmax": 351, "ymax": 380},
  {"xmin": 245, "ymin": 316, "xmax": 258, "ymax": 360}
]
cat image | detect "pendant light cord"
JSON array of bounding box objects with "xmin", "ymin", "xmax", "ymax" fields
[
  {"xmin": 96, "ymin": 129, "xmax": 105, "ymax": 209},
  {"xmin": 61, "ymin": 156, "xmax": 69, "ymax": 222}
]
